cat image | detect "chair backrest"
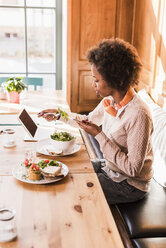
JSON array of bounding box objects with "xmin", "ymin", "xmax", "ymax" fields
[
  {"xmin": 0, "ymin": 77, "xmax": 8, "ymax": 84},
  {"xmin": 0, "ymin": 77, "xmax": 43, "ymax": 90},
  {"xmin": 23, "ymin": 77, "xmax": 43, "ymax": 90}
]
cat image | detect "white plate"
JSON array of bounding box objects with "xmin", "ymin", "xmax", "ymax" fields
[
  {"xmin": 12, "ymin": 162, "xmax": 69, "ymax": 185},
  {"xmin": 37, "ymin": 143, "xmax": 81, "ymax": 156}
]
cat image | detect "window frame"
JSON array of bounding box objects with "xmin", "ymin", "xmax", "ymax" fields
[{"xmin": 0, "ymin": 0, "xmax": 62, "ymax": 89}]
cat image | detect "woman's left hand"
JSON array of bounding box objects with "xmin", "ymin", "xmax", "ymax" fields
[{"xmin": 76, "ymin": 120, "xmax": 101, "ymax": 136}]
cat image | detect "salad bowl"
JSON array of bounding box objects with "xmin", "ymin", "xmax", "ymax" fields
[{"xmin": 50, "ymin": 131, "xmax": 76, "ymax": 152}]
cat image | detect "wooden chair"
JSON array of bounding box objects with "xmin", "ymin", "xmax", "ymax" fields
[
  {"xmin": 0, "ymin": 77, "xmax": 8, "ymax": 84},
  {"xmin": 23, "ymin": 77, "xmax": 43, "ymax": 90},
  {"xmin": 0, "ymin": 77, "xmax": 43, "ymax": 90}
]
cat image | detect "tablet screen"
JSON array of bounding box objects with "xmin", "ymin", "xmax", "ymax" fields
[{"xmin": 18, "ymin": 109, "xmax": 37, "ymax": 137}]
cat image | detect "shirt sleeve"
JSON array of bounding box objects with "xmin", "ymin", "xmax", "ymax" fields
[
  {"xmin": 95, "ymin": 110, "xmax": 153, "ymax": 177},
  {"xmin": 88, "ymin": 100, "xmax": 104, "ymax": 125},
  {"xmin": 59, "ymin": 99, "xmax": 104, "ymax": 127}
]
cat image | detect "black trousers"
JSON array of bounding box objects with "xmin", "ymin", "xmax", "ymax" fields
[{"xmin": 91, "ymin": 160, "xmax": 147, "ymax": 205}]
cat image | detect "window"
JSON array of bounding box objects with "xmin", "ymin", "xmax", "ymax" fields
[{"xmin": 0, "ymin": 0, "xmax": 62, "ymax": 89}]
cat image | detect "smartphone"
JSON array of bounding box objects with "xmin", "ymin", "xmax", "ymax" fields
[{"xmin": 73, "ymin": 119, "xmax": 89, "ymax": 124}]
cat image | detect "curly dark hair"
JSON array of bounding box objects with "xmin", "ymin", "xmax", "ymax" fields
[{"xmin": 86, "ymin": 38, "xmax": 142, "ymax": 91}]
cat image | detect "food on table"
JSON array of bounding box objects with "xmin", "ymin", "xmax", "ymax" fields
[
  {"xmin": 57, "ymin": 108, "xmax": 69, "ymax": 120},
  {"xmin": 46, "ymin": 148, "xmax": 63, "ymax": 155},
  {"xmin": 21, "ymin": 159, "xmax": 63, "ymax": 181},
  {"xmin": 39, "ymin": 159, "xmax": 63, "ymax": 179},
  {"xmin": 28, "ymin": 163, "xmax": 41, "ymax": 180},
  {"xmin": 50, "ymin": 131, "xmax": 76, "ymax": 153},
  {"xmin": 41, "ymin": 166, "xmax": 62, "ymax": 179},
  {"xmin": 24, "ymin": 158, "xmax": 31, "ymax": 167},
  {"xmin": 38, "ymin": 159, "xmax": 61, "ymax": 169},
  {"xmin": 50, "ymin": 131, "xmax": 74, "ymax": 141}
]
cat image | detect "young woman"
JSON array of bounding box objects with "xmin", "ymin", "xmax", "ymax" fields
[{"xmin": 38, "ymin": 38, "xmax": 153, "ymax": 205}]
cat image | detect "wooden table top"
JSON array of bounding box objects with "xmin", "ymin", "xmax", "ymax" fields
[
  {"xmin": 0, "ymin": 125, "xmax": 94, "ymax": 176},
  {"xmin": 0, "ymin": 90, "xmax": 69, "ymax": 114},
  {"xmin": 0, "ymin": 175, "xmax": 124, "ymax": 248},
  {"xmin": 0, "ymin": 93, "xmax": 124, "ymax": 248}
]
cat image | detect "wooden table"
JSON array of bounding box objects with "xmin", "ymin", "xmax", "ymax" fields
[
  {"xmin": 0, "ymin": 175, "xmax": 123, "ymax": 248},
  {"xmin": 0, "ymin": 126, "xmax": 94, "ymax": 175},
  {"xmin": 0, "ymin": 90, "xmax": 69, "ymax": 115},
  {"xmin": 0, "ymin": 95, "xmax": 124, "ymax": 247}
]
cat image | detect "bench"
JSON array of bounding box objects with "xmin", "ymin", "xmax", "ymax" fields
[{"xmin": 81, "ymin": 90, "xmax": 166, "ymax": 248}]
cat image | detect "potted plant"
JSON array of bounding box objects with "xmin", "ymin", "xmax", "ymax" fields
[{"xmin": 2, "ymin": 77, "xmax": 27, "ymax": 104}]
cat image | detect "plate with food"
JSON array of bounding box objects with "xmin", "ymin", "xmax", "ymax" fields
[
  {"xmin": 37, "ymin": 131, "xmax": 81, "ymax": 156},
  {"xmin": 12, "ymin": 159, "xmax": 69, "ymax": 184},
  {"xmin": 37, "ymin": 143, "xmax": 81, "ymax": 156}
]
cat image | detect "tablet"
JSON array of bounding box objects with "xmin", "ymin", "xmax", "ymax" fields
[{"xmin": 18, "ymin": 108, "xmax": 38, "ymax": 139}]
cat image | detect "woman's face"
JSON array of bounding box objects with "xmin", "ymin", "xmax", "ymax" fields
[{"xmin": 91, "ymin": 64, "xmax": 113, "ymax": 98}]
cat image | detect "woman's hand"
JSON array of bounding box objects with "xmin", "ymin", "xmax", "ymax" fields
[
  {"xmin": 38, "ymin": 109, "xmax": 59, "ymax": 122},
  {"xmin": 76, "ymin": 120, "xmax": 102, "ymax": 136}
]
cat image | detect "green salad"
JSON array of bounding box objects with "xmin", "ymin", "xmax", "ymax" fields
[
  {"xmin": 58, "ymin": 108, "xmax": 68, "ymax": 120},
  {"xmin": 22, "ymin": 159, "xmax": 61, "ymax": 169},
  {"xmin": 50, "ymin": 131, "xmax": 74, "ymax": 142},
  {"xmin": 38, "ymin": 159, "xmax": 60, "ymax": 169}
]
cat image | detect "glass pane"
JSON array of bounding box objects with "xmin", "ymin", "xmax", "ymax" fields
[
  {"xmin": 26, "ymin": 0, "xmax": 56, "ymax": 7},
  {"xmin": 0, "ymin": 0, "xmax": 24, "ymax": 6},
  {"xmin": 0, "ymin": 74, "xmax": 25, "ymax": 76},
  {"xmin": 0, "ymin": 8, "xmax": 25, "ymax": 73},
  {"xmin": 27, "ymin": 9, "xmax": 56, "ymax": 73},
  {"xmin": 28, "ymin": 74, "xmax": 56, "ymax": 90}
]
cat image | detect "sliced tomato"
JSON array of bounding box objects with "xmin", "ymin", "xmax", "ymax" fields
[
  {"xmin": 44, "ymin": 160, "xmax": 50, "ymax": 163},
  {"xmin": 25, "ymin": 158, "xmax": 29, "ymax": 166},
  {"xmin": 32, "ymin": 163, "xmax": 36, "ymax": 169}
]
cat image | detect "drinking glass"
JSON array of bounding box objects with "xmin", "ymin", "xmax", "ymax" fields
[
  {"xmin": 3, "ymin": 129, "xmax": 16, "ymax": 148},
  {"xmin": 0, "ymin": 208, "xmax": 17, "ymax": 243},
  {"xmin": 24, "ymin": 142, "xmax": 36, "ymax": 163}
]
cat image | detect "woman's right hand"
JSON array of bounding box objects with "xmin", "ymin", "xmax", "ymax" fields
[{"xmin": 37, "ymin": 109, "xmax": 59, "ymax": 122}]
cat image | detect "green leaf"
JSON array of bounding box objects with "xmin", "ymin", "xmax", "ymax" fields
[
  {"xmin": 58, "ymin": 108, "xmax": 69, "ymax": 120},
  {"xmin": 1, "ymin": 77, "xmax": 28, "ymax": 93},
  {"xmin": 51, "ymin": 131, "xmax": 74, "ymax": 141}
]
